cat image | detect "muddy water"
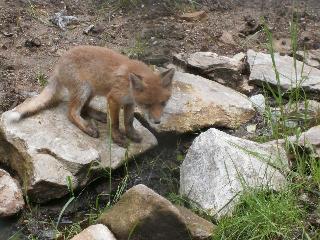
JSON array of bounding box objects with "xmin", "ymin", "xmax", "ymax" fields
[{"xmin": 0, "ymin": 134, "xmax": 196, "ymax": 239}]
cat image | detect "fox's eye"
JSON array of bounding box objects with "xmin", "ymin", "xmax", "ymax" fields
[{"xmin": 161, "ymin": 101, "xmax": 167, "ymax": 107}]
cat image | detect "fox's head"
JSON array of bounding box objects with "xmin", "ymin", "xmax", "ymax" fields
[{"xmin": 129, "ymin": 68, "xmax": 175, "ymax": 124}]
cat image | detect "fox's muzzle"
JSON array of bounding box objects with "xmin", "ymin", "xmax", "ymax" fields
[{"xmin": 148, "ymin": 106, "xmax": 163, "ymax": 125}]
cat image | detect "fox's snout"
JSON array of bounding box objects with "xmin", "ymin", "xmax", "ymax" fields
[
  {"xmin": 144, "ymin": 105, "xmax": 164, "ymax": 125},
  {"xmin": 149, "ymin": 116, "xmax": 161, "ymax": 124}
]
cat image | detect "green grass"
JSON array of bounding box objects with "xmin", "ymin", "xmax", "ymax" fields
[
  {"xmin": 36, "ymin": 72, "xmax": 47, "ymax": 87},
  {"xmin": 213, "ymin": 188, "xmax": 305, "ymax": 240},
  {"xmin": 123, "ymin": 35, "xmax": 148, "ymax": 59},
  {"xmin": 212, "ymin": 12, "xmax": 320, "ymax": 240}
]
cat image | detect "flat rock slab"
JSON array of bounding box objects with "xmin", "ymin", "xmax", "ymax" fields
[
  {"xmin": 174, "ymin": 52, "xmax": 245, "ymax": 85},
  {"xmin": 180, "ymin": 128, "xmax": 288, "ymax": 218},
  {"xmin": 137, "ymin": 70, "xmax": 255, "ymax": 134},
  {"xmin": 180, "ymin": 11, "xmax": 207, "ymax": 21},
  {"xmin": 0, "ymin": 98, "xmax": 157, "ymax": 202},
  {"xmin": 71, "ymin": 224, "xmax": 117, "ymax": 240},
  {"xmin": 247, "ymin": 49, "xmax": 320, "ymax": 99},
  {"xmin": 0, "ymin": 169, "xmax": 25, "ymax": 217}
]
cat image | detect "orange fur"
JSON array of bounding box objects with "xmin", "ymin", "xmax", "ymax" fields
[{"xmin": 9, "ymin": 46, "xmax": 175, "ymax": 147}]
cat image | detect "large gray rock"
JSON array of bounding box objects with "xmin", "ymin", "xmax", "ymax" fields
[
  {"xmin": 180, "ymin": 128, "xmax": 288, "ymax": 218},
  {"xmin": 174, "ymin": 52, "xmax": 245, "ymax": 85},
  {"xmin": 98, "ymin": 184, "xmax": 215, "ymax": 240},
  {"xmin": 0, "ymin": 98, "xmax": 157, "ymax": 202},
  {"xmin": 0, "ymin": 169, "xmax": 25, "ymax": 217},
  {"xmin": 137, "ymin": 70, "xmax": 255, "ymax": 134},
  {"xmin": 71, "ymin": 224, "xmax": 117, "ymax": 240},
  {"xmin": 247, "ymin": 50, "xmax": 320, "ymax": 99}
]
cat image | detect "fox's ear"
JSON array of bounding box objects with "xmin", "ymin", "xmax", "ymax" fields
[
  {"xmin": 160, "ymin": 68, "xmax": 175, "ymax": 88},
  {"xmin": 129, "ymin": 73, "xmax": 144, "ymax": 91}
]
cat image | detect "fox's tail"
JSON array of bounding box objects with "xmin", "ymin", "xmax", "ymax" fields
[{"xmin": 7, "ymin": 77, "xmax": 61, "ymax": 122}]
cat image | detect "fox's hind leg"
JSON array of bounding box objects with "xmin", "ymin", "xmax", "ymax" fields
[
  {"xmin": 82, "ymin": 98, "xmax": 107, "ymax": 123},
  {"xmin": 68, "ymin": 85, "xmax": 99, "ymax": 138}
]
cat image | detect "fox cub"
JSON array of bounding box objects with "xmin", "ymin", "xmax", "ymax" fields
[{"xmin": 8, "ymin": 46, "xmax": 175, "ymax": 147}]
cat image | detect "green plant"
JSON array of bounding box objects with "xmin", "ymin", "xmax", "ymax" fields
[
  {"xmin": 123, "ymin": 35, "xmax": 148, "ymax": 59},
  {"xmin": 261, "ymin": 15, "xmax": 310, "ymax": 141},
  {"xmin": 213, "ymin": 188, "xmax": 305, "ymax": 240},
  {"xmin": 212, "ymin": 14, "xmax": 320, "ymax": 239},
  {"xmin": 26, "ymin": 1, "xmax": 50, "ymax": 25},
  {"xmin": 36, "ymin": 72, "xmax": 47, "ymax": 87},
  {"xmin": 56, "ymin": 176, "xmax": 76, "ymax": 229}
]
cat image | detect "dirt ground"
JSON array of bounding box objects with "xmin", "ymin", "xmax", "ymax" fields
[
  {"xmin": 0, "ymin": 0, "xmax": 320, "ymax": 239},
  {"xmin": 1, "ymin": 0, "xmax": 320, "ymax": 113}
]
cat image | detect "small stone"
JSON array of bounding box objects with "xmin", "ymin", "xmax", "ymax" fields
[
  {"xmin": 2, "ymin": 31, "xmax": 14, "ymax": 37},
  {"xmin": 0, "ymin": 169, "xmax": 25, "ymax": 217},
  {"xmin": 246, "ymin": 124, "xmax": 257, "ymax": 133},
  {"xmin": 50, "ymin": 9, "xmax": 78, "ymax": 30},
  {"xmin": 71, "ymin": 224, "xmax": 117, "ymax": 240},
  {"xmin": 240, "ymin": 16, "xmax": 262, "ymax": 36},
  {"xmin": 250, "ymin": 94, "xmax": 266, "ymax": 114},
  {"xmin": 272, "ymin": 37, "xmax": 291, "ymax": 55},
  {"xmin": 83, "ymin": 24, "xmax": 95, "ymax": 35},
  {"xmin": 180, "ymin": 11, "xmax": 207, "ymax": 21},
  {"xmin": 219, "ymin": 31, "xmax": 236, "ymax": 45},
  {"xmin": 25, "ymin": 38, "xmax": 41, "ymax": 48}
]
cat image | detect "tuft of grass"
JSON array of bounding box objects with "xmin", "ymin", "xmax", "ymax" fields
[
  {"xmin": 123, "ymin": 35, "xmax": 148, "ymax": 59},
  {"xmin": 55, "ymin": 176, "xmax": 76, "ymax": 229},
  {"xmin": 213, "ymin": 188, "xmax": 306, "ymax": 240},
  {"xmin": 36, "ymin": 72, "xmax": 47, "ymax": 87},
  {"xmin": 26, "ymin": 1, "xmax": 50, "ymax": 25},
  {"xmin": 261, "ymin": 15, "xmax": 310, "ymax": 141}
]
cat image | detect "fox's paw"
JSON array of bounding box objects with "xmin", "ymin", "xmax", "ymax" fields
[
  {"xmin": 6, "ymin": 110, "xmax": 22, "ymax": 122},
  {"xmin": 126, "ymin": 130, "xmax": 142, "ymax": 143},
  {"xmin": 85, "ymin": 124, "xmax": 100, "ymax": 138},
  {"xmin": 112, "ymin": 131, "xmax": 129, "ymax": 148}
]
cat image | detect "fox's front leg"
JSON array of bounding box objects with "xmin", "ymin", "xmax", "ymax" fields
[
  {"xmin": 107, "ymin": 96, "xmax": 128, "ymax": 147},
  {"xmin": 124, "ymin": 104, "xmax": 142, "ymax": 143}
]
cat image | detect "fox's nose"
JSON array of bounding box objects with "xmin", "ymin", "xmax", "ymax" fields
[{"xmin": 153, "ymin": 119, "xmax": 161, "ymax": 124}]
